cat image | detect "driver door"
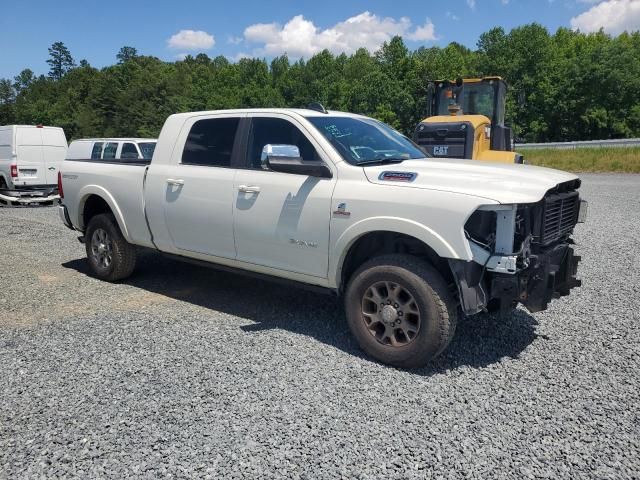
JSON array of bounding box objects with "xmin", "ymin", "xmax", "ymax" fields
[{"xmin": 232, "ymin": 115, "xmax": 335, "ymax": 279}]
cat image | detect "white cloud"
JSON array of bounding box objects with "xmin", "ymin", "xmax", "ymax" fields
[
  {"xmin": 232, "ymin": 52, "xmax": 252, "ymax": 62},
  {"xmin": 467, "ymin": 0, "xmax": 476, "ymax": 9},
  {"xmin": 167, "ymin": 29, "xmax": 215, "ymax": 50},
  {"xmin": 242, "ymin": 12, "xmax": 438, "ymax": 58},
  {"xmin": 446, "ymin": 11, "xmax": 460, "ymax": 21},
  {"xmin": 406, "ymin": 19, "xmax": 437, "ymax": 41},
  {"xmin": 227, "ymin": 35, "xmax": 243, "ymax": 45},
  {"xmin": 570, "ymin": 0, "xmax": 640, "ymax": 34}
]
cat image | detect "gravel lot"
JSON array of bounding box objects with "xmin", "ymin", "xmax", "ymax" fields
[{"xmin": 1, "ymin": 173, "xmax": 639, "ymax": 479}]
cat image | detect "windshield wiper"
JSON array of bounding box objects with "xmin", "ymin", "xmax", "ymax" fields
[{"xmin": 356, "ymin": 157, "xmax": 407, "ymax": 166}]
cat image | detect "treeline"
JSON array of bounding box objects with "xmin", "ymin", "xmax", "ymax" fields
[{"xmin": 1, "ymin": 23, "xmax": 640, "ymax": 142}]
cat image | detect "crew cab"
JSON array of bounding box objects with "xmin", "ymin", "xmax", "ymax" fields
[{"xmin": 58, "ymin": 108, "xmax": 586, "ymax": 368}]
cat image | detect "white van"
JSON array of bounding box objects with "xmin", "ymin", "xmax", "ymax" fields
[
  {"xmin": 66, "ymin": 138, "xmax": 157, "ymax": 163},
  {"xmin": 0, "ymin": 125, "xmax": 68, "ymax": 200}
]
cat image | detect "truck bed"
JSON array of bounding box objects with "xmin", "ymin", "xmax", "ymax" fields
[{"xmin": 61, "ymin": 160, "xmax": 154, "ymax": 248}]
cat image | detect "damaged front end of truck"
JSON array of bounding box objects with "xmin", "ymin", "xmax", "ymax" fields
[{"xmin": 450, "ymin": 179, "xmax": 587, "ymax": 316}]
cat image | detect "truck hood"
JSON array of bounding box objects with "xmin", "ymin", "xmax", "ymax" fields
[{"xmin": 363, "ymin": 158, "xmax": 579, "ymax": 204}]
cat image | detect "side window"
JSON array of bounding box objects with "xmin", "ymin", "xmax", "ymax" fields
[
  {"xmin": 138, "ymin": 142, "xmax": 156, "ymax": 159},
  {"xmin": 182, "ymin": 117, "xmax": 240, "ymax": 167},
  {"xmin": 103, "ymin": 142, "xmax": 118, "ymax": 160},
  {"xmin": 121, "ymin": 143, "xmax": 139, "ymax": 160},
  {"xmin": 248, "ymin": 118, "xmax": 320, "ymax": 169},
  {"xmin": 91, "ymin": 142, "xmax": 104, "ymax": 159}
]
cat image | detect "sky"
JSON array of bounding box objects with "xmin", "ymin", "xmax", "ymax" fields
[{"xmin": 1, "ymin": 0, "xmax": 639, "ymax": 79}]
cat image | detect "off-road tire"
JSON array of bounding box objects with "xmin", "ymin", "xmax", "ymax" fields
[
  {"xmin": 85, "ymin": 213, "xmax": 137, "ymax": 281},
  {"xmin": 344, "ymin": 254, "xmax": 457, "ymax": 368}
]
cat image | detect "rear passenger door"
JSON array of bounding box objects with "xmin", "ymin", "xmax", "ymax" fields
[{"xmin": 160, "ymin": 114, "xmax": 244, "ymax": 259}]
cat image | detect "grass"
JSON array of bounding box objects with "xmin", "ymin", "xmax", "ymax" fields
[{"xmin": 520, "ymin": 147, "xmax": 640, "ymax": 173}]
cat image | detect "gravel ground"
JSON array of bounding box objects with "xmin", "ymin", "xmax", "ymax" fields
[{"xmin": 0, "ymin": 173, "xmax": 639, "ymax": 479}]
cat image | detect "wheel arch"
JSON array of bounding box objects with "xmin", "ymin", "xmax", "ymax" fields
[
  {"xmin": 77, "ymin": 186, "xmax": 131, "ymax": 241},
  {"xmin": 331, "ymin": 218, "xmax": 462, "ymax": 292}
]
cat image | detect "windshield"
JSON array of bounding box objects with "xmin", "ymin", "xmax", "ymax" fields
[
  {"xmin": 138, "ymin": 142, "xmax": 157, "ymax": 159},
  {"xmin": 437, "ymin": 82, "xmax": 496, "ymax": 118},
  {"xmin": 307, "ymin": 116, "xmax": 427, "ymax": 165}
]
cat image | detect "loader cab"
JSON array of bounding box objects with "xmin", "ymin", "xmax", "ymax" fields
[{"xmin": 414, "ymin": 77, "xmax": 522, "ymax": 164}]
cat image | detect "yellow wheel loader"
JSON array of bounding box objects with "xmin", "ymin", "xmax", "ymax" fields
[{"xmin": 414, "ymin": 77, "xmax": 523, "ymax": 164}]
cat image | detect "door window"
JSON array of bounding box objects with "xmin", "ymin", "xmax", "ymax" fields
[
  {"xmin": 103, "ymin": 142, "xmax": 118, "ymax": 160},
  {"xmin": 247, "ymin": 118, "xmax": 320, "ymax": 169},
  {"xmin": 182, "ymin": 117, "xmax": 240, "ymax": 167},
  {"xmin": 121, "ymin": 143, "xmax": 139, "ymax": 160},
  {"xmin": 91, "ymin": 142, "xmax": 104, "ymax": 159}
]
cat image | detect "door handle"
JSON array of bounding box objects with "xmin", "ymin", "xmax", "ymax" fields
[
  {"xmin": 166, "ymin": 178, "xmax": 185, "ymax": 186},
  {"xmin": 238, "ymin": 185, "xmax": 261, "ymax": 194}
]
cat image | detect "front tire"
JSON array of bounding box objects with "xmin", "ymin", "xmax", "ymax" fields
[
  {"xmin": 345, "ymin": 254, "xmax": 457, "ymax": 368},
  {"xmin": 85, "ymin": 213, "xmax": 136, "ymax": 281}
]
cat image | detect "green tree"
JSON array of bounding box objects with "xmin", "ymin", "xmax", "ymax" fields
[
  {"xmin": 7, "ymin": 24, "xmax": 640, "ymax": 141},
  {"xmin": 0, "ymin": 79, "xmax": 16, "ymax": 124},
  {"xmin": 13, "ymin": 69, "xmax": 35, "ymax": 93},
  {"xmin": 47, "ymin": 42, "xmax": 75, "ymax": 80},
  {"xmin": 116, "ymin": 46, "xmax": 138, "ymax": 63}
]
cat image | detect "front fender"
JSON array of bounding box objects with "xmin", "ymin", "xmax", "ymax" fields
[
  {"xmin": 77, "ymin": 185, "xmax": 131, "ymax": 242},
  {"xmin": 329, "ymin": 216, "xmax": 466, "ymax": 289}
]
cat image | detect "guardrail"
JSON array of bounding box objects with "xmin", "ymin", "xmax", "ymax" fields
[{"xmin": 516, "ymin": 138, "xmax": 640, "ymax": 150}]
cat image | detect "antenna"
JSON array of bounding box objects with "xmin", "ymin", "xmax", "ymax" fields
[{"xmin": 307, "ymin": 102, "xmax": 328, "ymax": 114}]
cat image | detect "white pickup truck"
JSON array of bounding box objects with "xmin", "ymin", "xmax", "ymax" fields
[{"xmin": 58, "ymin": 108, "xmax": 586, "ymax": 368}]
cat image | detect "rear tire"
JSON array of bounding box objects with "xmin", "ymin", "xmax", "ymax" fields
[
  {"xmin": 344, "ymin": 254, "xmax": 457, "ymax": 368},
  {"xmin": 85, "ymin": 213, "xmax": 136, "ymax": 281}
]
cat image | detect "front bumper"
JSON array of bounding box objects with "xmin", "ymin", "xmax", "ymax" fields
[{"xmin": 490, "ymin": 244, "xmax": 581, "ymax": 313}]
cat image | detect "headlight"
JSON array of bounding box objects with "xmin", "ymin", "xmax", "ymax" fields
[
  {"xmin": 465, "ymin": 205, "xmax": 518, "ymax": 254},
  {"xmin": 465, "ymin": 205, "xmax": 521, "ymax": 274}
]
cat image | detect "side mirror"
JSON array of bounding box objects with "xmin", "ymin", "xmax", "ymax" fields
[{"xmin": 261, "ymin": 144, "xmax": 332, "ymax": 178}]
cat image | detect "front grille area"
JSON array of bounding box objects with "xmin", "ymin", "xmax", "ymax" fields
[{"xmin": 540, "ymin": 192, "xmax": 579, "ymax": 245}]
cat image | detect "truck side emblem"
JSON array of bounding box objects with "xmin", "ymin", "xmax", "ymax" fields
[
  {"xmin": 289, "ymin": 238, "xmax": 318, "ymax": 248},
  {"xmin": 378, "ymin": 172, "xmax": 417, "ymax": 182},
  {"xmin": 333, "ymin": 202, "xmax": 351, "ymax": 217}
]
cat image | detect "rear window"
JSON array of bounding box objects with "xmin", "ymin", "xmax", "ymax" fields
[
  {"xmin": 91, "ymin": 142, "xmax": 104, "ymax": 159},
  {"xmin": 182, "ymin": 118, "xmax": 240, "ymax": 167}
]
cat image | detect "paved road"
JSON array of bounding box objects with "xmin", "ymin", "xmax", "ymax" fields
[{"xmin": 1, "ymin": 174, "xmax": 639, "ymax": 479}]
